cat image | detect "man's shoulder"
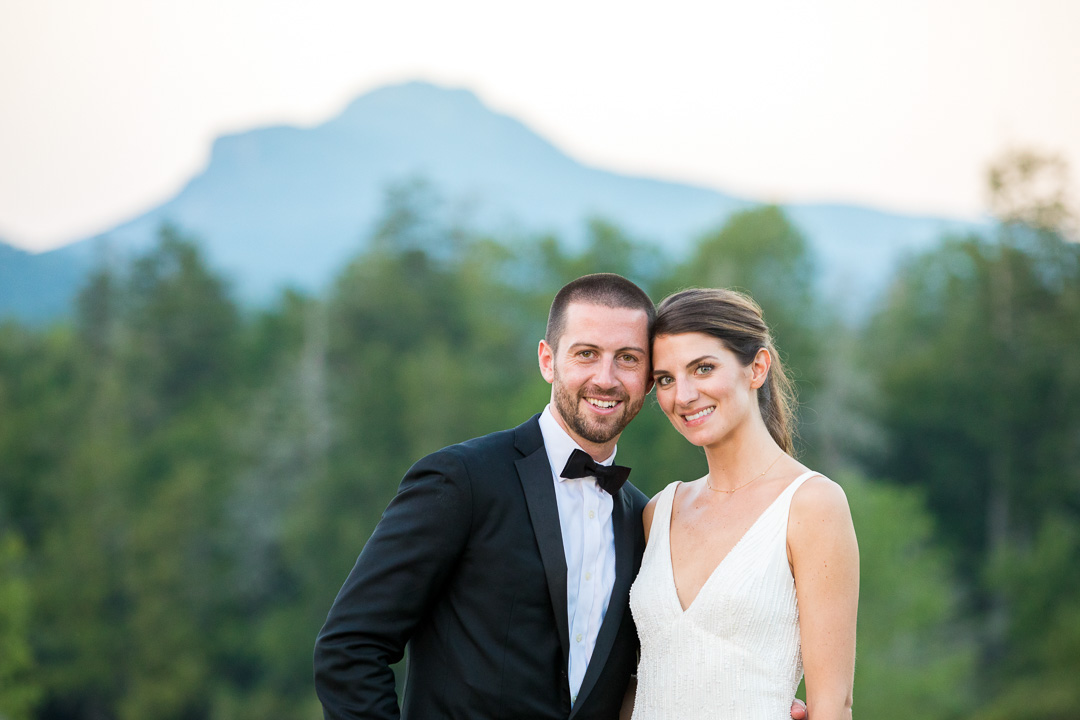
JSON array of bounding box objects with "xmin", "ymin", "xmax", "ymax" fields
[{"xmin": 425, "ymin": 413, "xmax": 543, "ymax": 465}]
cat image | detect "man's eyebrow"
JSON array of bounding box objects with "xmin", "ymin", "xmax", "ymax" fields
[{"xmin": 565, "ymin": 342, "xmax": 647, "ymax": 355}]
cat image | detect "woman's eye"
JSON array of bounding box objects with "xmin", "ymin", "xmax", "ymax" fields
[
  {"xmin": 695, "ymin": 364, "xmax": 714, "ymax": 375},
  {"xmin": 656, "ymin": 376, "xmax": 673, "ymax": 387}
]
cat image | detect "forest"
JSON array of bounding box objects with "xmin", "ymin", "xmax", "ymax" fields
[{"xmin": 0, "ymin": 154, "xmax": 1078, "ymax": 720}]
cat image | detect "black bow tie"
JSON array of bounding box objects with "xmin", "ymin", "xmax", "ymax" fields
[{"xmin": 560, "ymin": 448, "xmax": 631, "ymax": 495}]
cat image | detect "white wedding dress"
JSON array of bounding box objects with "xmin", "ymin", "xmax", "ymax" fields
[{"xmin": 628, "ymin": 472, "xmax": 816, "ymax": 719}]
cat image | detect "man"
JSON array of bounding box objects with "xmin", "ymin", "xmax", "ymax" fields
[{"xmin": 314, "ymin": 274, "xmax": 807, "ymax": 719}]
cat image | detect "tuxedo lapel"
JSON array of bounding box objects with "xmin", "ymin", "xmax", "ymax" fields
[
  {"xmin": 514, "ymin": 423, "xmax": 571, "ymax": 681},
  {"xmin": 569, "ymin": 485, "xmax": 638, "ymax": 718}
]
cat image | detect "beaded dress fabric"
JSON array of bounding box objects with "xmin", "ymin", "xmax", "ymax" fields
[{"xmin": 628, "ymin": 472, "xmax": 817, "ymax": 719}]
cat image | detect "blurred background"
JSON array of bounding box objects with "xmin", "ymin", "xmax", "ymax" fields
[{"xmin": 1, "ymin": 2, "xmax": 1079, "ymax": 719}]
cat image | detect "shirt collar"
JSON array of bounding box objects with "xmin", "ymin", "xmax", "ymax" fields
[{"xmin": 539, "ymin": 404, "xmax": 618, "ymax": 482}]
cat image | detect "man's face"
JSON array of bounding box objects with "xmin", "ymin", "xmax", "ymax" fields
[{"xmin": 538, "ymin": 302, "xmax": 652, "ymax": 458}]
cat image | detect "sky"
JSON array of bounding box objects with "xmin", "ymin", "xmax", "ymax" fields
[{"xmin": 1, "ymin": 0, "xmax": 1078, "ymax": 253}]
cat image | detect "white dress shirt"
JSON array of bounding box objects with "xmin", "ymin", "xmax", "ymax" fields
[{"xmin": 538, "ymin": 405, "xmax": 618, "ymax": 705}]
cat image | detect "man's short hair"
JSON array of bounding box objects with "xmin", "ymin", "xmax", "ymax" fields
[{"xmin": 545, "ymin": 273, "xmax": 656, "ymax": 351}]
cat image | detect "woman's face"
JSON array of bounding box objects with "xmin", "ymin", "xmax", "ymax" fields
[{"xmin": 650, "ymin": 332, "xmax": 765, "ymax": 448}]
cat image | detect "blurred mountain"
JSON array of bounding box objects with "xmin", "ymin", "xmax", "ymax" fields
[
  {"xmin": 0, "ymin": 81, "xmax": 983, "ymax": 324},
  {"xmin": 0, "ymin": 240, "xmax": 95, "ymax": 324}
]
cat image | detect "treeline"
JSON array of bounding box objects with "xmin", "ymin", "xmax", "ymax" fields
[{"xmin": 1, "ymin": 168, "xmax": 1078, "ymax": 720}]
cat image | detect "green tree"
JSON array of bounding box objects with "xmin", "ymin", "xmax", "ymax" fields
[
  {"xmin": 123, "ymin": 224, "xmax": 240, "ymax": 427},
  {"xmin": 26, "ymin": 226, "xmax": 248, "ymax": 720},
  {"xmin": 864, "ymin": 195, "xmax": 1080, "ymax": 576},
  {"xmin": 0, "ymin": 532, "xmax": 41, "ymax": 719},
  {"xmin": 863, "ymin": 151, "xmax": 1080, "ymax": 713},
  {"xmin": 844, "ymin": 472, "xmax": 976, "ymax": 719},
  {"xmin": 660, "ymin": 205, "xmax": 822, "ymax": 357},
  {"xmin": 982, "ymin": 513, "xmax": 1080, "ymax": 720}
]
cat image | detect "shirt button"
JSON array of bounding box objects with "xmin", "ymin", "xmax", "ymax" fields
[
  {"xmin": 585, "ymin": 572, "xmax": 592, "ymax": 581},
  {"xmin": 575, "ymin": 633, "xmax": 583, "ymax": 643},
  {"xmin": 588, "ymin": 510, "xmax": 595, "ymax": 519}
]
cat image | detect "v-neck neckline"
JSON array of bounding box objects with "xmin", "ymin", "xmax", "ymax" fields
[{"xmin": 665, "ymin": 471, "xmax": 815, "ymax": 614}]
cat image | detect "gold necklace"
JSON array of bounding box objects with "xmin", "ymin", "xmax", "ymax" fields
[{"xmin": 705, "ymin": 451, "xmax": 785, "ymax": 494}]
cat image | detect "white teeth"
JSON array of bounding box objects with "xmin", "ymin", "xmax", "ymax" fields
[
  {"xmin": 588, "ymin": 399, "xmax": 618, "ymax": 409},
  {"xmin": 685, "ymin": 407, "xmax": 714, "ymax": 421}
]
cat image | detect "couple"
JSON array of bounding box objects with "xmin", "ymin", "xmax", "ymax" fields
[{"xmin": 314, "ymin": 273, "xmax": 858, "ymax": 719}]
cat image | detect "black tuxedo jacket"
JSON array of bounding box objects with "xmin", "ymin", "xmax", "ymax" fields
[{"xmin": 314, "ymin": 414, "xmax": 649, "ymax": 719}]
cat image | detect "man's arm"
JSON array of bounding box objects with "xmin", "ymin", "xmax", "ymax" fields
[{"xmin": 313, "ymin": 450, "xmax": 473, "ymax": 720}]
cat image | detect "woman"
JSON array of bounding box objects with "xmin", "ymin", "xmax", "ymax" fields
[{"xmin": 627, "ymin": 288, "xmax": 858, "ymax": 720}]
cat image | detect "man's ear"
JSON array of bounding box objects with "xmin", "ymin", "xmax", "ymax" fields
[
  {"xmin": 538, "ymin": 339, "xmax": 556, "ymax": 384},
  {"xmin": 749, "ymin": 347, "xmax": 772, "ymax": 390}
]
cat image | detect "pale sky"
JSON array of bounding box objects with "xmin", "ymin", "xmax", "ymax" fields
[{"xmin": 2, "ymin": 0, "xmax": 1078, "ymax": 252}]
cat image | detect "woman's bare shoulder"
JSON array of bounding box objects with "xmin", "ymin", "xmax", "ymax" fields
[
  {"xmin": 788, "ymin": 473, "xmax": 857, "ymax": 550},
  {"xmin": 791, "ymin": 473, "xmax": 850, "ymax": 513}
]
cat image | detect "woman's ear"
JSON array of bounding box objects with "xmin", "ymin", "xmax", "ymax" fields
[{"xmin": 749, "ymin": 347, "xmax": 771, "ymax": 390}]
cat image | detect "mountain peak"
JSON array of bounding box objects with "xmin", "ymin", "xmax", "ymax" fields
[
  {"xmin": 339, "ymin": 81, "xmax": 483, "ymax": 115},
  {"xmin": 330, "ymin": 81, "xmax": 490, "ymax": 132},
  {"xmin": 2, "ymin": 80, "xmax": 982, "ymax": 324}
]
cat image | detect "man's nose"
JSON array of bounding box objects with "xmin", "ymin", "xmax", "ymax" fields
[{"xmin": 593, "ymin": 357, "xmax": 618, "ymax": 388}]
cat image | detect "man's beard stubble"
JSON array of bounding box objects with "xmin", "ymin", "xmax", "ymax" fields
[{"xmin": 552, "ymin": 368, "xmax": 644, "ymax": 445}]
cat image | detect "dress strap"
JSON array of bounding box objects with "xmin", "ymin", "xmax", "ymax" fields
[
  {"xmin": 772, "ymin": 470, "xmax": 825, "ymax": 528},
  {"xmin": 781, "ymin": 470, "xmax": 820, "ymax": 500}
]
